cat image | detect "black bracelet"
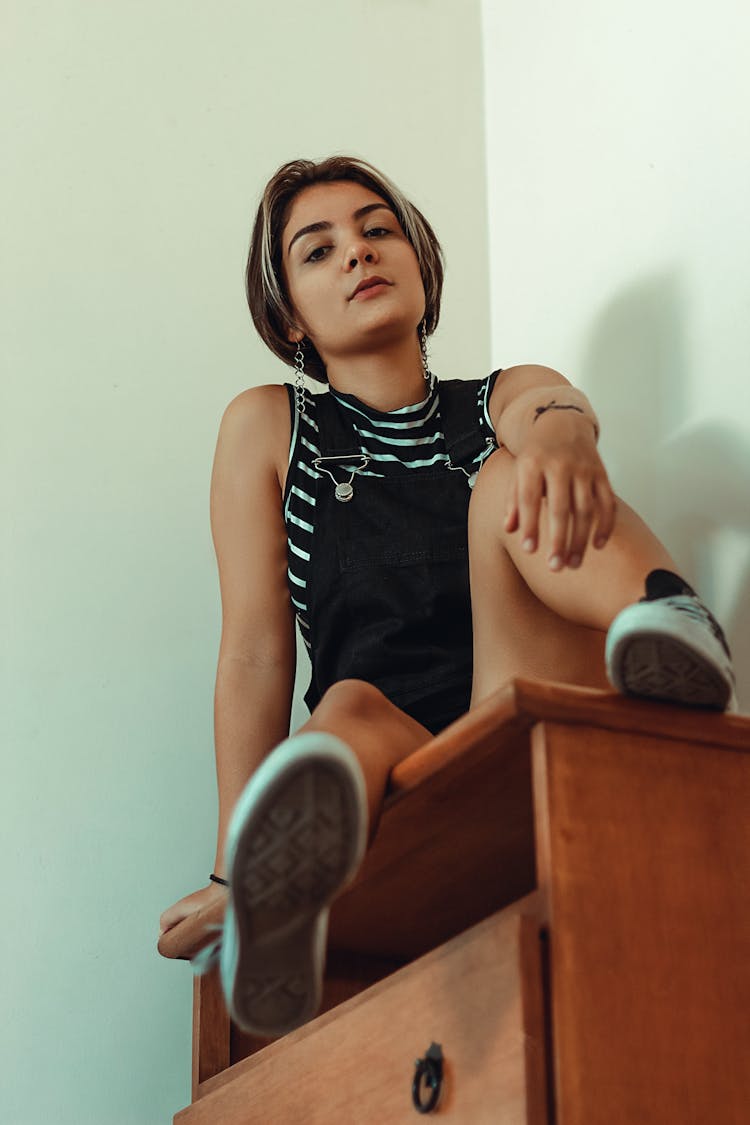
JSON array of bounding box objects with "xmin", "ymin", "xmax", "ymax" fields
[{"xmin": 209, "ymin": 873, "xmax": 229, "ymax": 887}]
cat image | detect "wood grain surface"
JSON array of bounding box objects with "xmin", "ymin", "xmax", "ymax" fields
[
  {"xmin": 176, "ymin": 897, "xmax": 546, "ymax": 1125},
  {"xmin": 533, "ymin": 720, "xmax": 750, "ymax": 1125}
]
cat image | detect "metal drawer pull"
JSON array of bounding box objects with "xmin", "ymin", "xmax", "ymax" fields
[{"xmin": 412, "ymin": 1041, "xmax": 443, "ymax": 1114}]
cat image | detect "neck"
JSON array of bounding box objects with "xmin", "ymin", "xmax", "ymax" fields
[{"xmin": 324, "ymin": 336, "xmax": 429, "ymax": 412}]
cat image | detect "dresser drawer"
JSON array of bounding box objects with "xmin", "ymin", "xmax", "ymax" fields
[{"xmin": 176, "ymin": 896, "xmax": 547, "ymax": 1124}]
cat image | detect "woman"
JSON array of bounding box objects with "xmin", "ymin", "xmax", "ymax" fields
[{"xmin": 159, "ymin": 156, "xmax": 735, "ymax": 1037}]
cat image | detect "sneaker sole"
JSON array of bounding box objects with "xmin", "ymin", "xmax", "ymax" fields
[
  {"xmin": 223, "ymin": 735, "xmax": 366, "ymax": 1037},
  {"xmin": 608, "ymin": 631, "xmax": 732, "ymax": 710}
]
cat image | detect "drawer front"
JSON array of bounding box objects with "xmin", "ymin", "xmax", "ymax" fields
[{"xmin": 177, "ymin": 900, "xmax": 547, "ymax": 1124}]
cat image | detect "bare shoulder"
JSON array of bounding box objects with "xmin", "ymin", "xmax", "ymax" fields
[
  {"xmin": 216, "ymin": 383, "xmax": 291, "ymax": 488},
  {"xmin": 210, "ymin": 384, "xmax": 295, "ymax": 658}
]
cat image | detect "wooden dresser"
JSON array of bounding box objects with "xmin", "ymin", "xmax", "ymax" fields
[{"xmin": 162, "ymin": 679, "xmax": 750, "ymax": 1124}]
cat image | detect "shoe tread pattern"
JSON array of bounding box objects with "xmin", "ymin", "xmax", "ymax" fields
[
  {"xmin": 620, "ymin": 636, "xmax": 730, "ymax": 710},
  {"xmin": 238, "ymin": 765, "xmax": 353, "ymax": 912},
  {"xmin": 229, "ymin": 761, "xmax": 359, "ymax": 1035}
]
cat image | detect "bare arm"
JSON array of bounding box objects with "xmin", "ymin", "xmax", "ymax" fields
[
  {"xmin": 160, "ymin": 384, "xmax": 294, "ymax": 936},
  {"xmin": 488, "ymin": 364, "xmax": 616, "ymax": 570},
  {"xmin": 209, "ymin": 384, "xmax": 296, "ymax": 874}
]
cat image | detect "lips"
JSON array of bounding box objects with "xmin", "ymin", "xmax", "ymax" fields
[{"xmin": 350, "ymin": 276, "xmax": 391, "ymax": 299}]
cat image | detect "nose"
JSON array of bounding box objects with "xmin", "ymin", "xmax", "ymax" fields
[{"xmin": 343, "ymin": 238, "xmax": 378, "ymax": 271}]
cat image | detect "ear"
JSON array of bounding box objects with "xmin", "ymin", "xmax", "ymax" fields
[{"xmin": 286, "ymin": 321, "xmax": 305, "ymax": 345}]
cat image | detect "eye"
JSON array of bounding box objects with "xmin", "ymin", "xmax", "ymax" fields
[
  {"xmin": 304, "ymin": 245, "xmax": 331, "ymax": 263},
  {"xmin": 364, "ymin": 226, "xmax": 391, "ymax": 238}
]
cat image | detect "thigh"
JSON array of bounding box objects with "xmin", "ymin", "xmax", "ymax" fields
[
  {"xmin": 304, "ymin": 679, "xmax": 431, "ymax": 766},
  {"xmin": 303, "ymin": 680, "xmax": 433, "ymax": 841}
]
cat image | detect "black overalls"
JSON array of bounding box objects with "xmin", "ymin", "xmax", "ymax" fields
[{"xmin": 285, "ymin": 376, "xmax": 499, "ymax": 736}]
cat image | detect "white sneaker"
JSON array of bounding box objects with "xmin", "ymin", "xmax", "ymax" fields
[
  {"xmin": 606, "ymin": 586, "xmax": 737, "ymax": 712},
  {"xmin": 219, "ymin": 732, "xmax": 367, "ymax": 1037}
]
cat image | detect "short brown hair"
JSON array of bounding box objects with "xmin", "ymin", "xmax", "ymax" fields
[{"xmin": 245, "ymin": 156, "xmax": 445, "ymax": 383}]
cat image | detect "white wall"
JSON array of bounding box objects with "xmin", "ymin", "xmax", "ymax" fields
[
  {"xmin": 2, "ymin": 3, "xmax": 488, "ymax": 1122},
  {"xmin": 482, "ymin": 0, "xmax": 750, "ymax": 705}
]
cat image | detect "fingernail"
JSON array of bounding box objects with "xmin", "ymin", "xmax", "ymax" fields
[
  {"xmin": 595, "ymin": 536, "xmax": 607, "ymax": 549},
  {"xmin": 549, "ymin": 555, "xmax": 562, "ymax": 571},
  {"xmin": 569, "ymin": 554, "xmax": 582, "ymax": 569},
  {"xmin": 523, "ymin": 537, "xmax": 536, "ymax": 552}
]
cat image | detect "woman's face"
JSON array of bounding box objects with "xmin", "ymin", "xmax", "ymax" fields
[{"xmin": 281, "ymin": 180, "xmax": 426, "ymax": 367}]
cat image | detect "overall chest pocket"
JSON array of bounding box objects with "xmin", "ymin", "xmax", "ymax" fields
[{"xmin": 336, "ymin": 473, "xmax": 470, "ymax": 572}]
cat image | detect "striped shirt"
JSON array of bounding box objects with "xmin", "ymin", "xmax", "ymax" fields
[{"xmin": 283, "ymin": 374, "xmax": 499, "ymax": 651}]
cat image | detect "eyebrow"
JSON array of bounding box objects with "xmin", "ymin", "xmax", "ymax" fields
[{"xmin": 286, "ymin": 203, "xmax": 394, "ymax": 256}]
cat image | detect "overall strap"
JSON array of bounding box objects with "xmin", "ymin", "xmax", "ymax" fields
[
  {"xmin": 439, "ymin": 371, "xmax": 501, "ymax": 469},
  {"xmin": 314, "ymin": 391, "xmax": 366, "ymax": 460}
]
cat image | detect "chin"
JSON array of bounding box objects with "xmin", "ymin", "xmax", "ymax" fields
[{"xmin": 359, "ymin": 305, "xmax": 420, "ymax": 338}]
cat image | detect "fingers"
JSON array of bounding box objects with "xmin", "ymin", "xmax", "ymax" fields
[
  {"xmin": 557, "ymin": 471, "xmax": 616, "ymax": 568},
  {"xmin": 159, "ymin": 896, "xmax": 195, "ymax": 936},
  {"xmin": 553, "ymin": 470, "xmax": 616, "ymax": 569},
  {"xmin": 503, "ymin": 476, "xmax": 520, "ymax": 535},
  {"xmin": 544, "ymin": 470, "xmax": 572, "ymax": 570},
  {"xmin": 592, "ymin": 473, "xmax": 617, "ymax": 549},
  {"xmin": 159, "ymin": 883, "xmax": 227, "ymax": 937},
  {"xmin": 506, "ymin": 457, "xmax": 617, "ymax": 570},
  {"xmin": 511, "ymin": 459, "xmax": 544, "ymax": 554},
  {"xmin": 159, "ymin": 904, "xmax": 187, "ymax": 937},
  {"xmin": 566, "ymin": 476, "xmax": 597, "ymax": 567}
]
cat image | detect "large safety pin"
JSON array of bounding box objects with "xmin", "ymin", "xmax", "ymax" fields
[{"xmin": 313, "ymin": 454, "xmax": 371, "ymax": 503}]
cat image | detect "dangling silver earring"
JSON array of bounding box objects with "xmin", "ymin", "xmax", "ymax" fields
[
  {"xmin": 420, "ymin": 321, "xmax": 436, "ymax": 393},
  {"xmin": 293, "ymin": 339, "xmax": 307, "ymax": 416}
]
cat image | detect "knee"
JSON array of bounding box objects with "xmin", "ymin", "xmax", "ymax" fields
[
  {"xmin": 472, "ymin": 447, "xmax": 515, "ymax": 496},
  {"xmin": 315, "ymin": 679, "xmax": 388, "ymax": 723},
  {"xmin": 468, "ymin": 447, "xmax": 516, "ymax": 540}
]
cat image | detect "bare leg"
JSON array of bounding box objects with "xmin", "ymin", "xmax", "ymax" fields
[
  {"xmin": 469, "ymin": 449, "xmax": 679, "ymax": 705},
  {"xmin": 158, "ymin": 683, "xmax": 426, "ymax": 953},
  {"xmin": 291, "ymin": 451, "xmax": 678, "ymax": 826},
  {"xmin": 298, "ymin": 680, "xmax": 430, "ymax": 840}
]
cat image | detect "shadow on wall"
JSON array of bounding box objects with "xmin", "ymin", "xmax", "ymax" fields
[{"xmin": 581, "ymin": 271, "xmax": 750, "ymax": 709}]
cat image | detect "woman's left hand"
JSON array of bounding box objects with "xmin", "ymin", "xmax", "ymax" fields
[
  {"xmin": 159, "ymin": 881, "xmax": 227, "ymax": 941},
  {"xmin": 502, "ymin": 416, "xmax": 617, "ymax": 570}
]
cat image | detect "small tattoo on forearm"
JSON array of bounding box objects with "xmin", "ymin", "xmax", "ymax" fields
[
  {"xmin": 533, "ymin": 400, "xmax": 585, "ymax": 421},
  {"xmin": 533, "ymin": 400, "xmax": 600, "ymax": 440}
]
